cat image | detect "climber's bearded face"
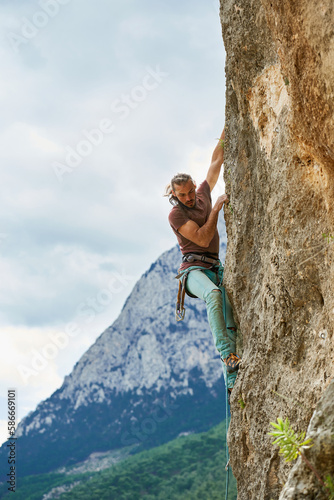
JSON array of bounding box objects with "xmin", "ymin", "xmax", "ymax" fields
[{"xmin": 172, "ymin": 179, "xmax": 197, "ymax": 208}]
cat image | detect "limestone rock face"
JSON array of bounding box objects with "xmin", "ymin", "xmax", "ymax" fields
[{"xmin": 220, "ymin": 0, "xmax": 334, "ymax": 498}]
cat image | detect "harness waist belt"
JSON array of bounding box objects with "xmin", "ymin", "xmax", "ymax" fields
[{"xmin": 182, "ymin": 253, "xmax": 220, "ymax": 265}]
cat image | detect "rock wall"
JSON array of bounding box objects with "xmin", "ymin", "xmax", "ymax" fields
[{"xmin": 220, "ymin": 0, "xmax": 334, "ymax": 498}]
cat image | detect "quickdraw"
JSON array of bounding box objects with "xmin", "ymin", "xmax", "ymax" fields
[{"xmin": 175, "ymin": 279, "xmax": 186, "ymax": 321}]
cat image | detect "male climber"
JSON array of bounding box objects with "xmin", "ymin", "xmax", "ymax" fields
[{"xmin": 165, "ymin": 129, "xmax": 241, "ymax": 400}]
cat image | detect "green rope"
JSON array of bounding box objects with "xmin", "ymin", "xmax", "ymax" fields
[
  {"xmin": 223, "ymin": 288, "xmax": 230, "ymax": 500},
  {"xmin": 225, "ymin": 373, "xmax": 230, "ymax": 500}
]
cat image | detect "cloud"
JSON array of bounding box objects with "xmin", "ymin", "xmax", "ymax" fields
[{"xmin": 0, "ymin": 0, "xmax": 226, "ymax": 429}]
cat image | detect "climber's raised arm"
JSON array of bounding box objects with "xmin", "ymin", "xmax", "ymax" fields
[{"xmin": 206, "ymin": 128, "xmax": 225, "ymax": 192}]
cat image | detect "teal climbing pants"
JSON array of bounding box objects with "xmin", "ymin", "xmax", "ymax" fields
[{"xmin": 183, "ymin": 265, "xmax": 238, "ymax": 389}]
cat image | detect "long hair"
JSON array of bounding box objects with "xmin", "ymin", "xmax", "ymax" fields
[{"xmin": 163, "ymin": 173, "xmax": 194, "ymax": 206}]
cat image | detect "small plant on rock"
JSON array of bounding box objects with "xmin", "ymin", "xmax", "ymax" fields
[
  {"xmin": 322, "ymin": 233, "xmax": 334, "ymax": 244},
  {"xmin": 325, "ymin": 475, "xmax": 334, "ymax": 499},
  {"xmin": 269, "ymin": 417, "xmax": 313, "ymax": 461},
  {"xmin": 269, "ymin": 417, "xmax": 332, "ymax": 495}
]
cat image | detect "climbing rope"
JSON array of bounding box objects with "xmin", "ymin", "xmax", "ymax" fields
[
  {"xmin": 223, "ymin": 288, "xmax": 230, "ymax": 500},
  {"xmin": 225, "ymin": 368, "xmax": 230, "ymax": 500}
]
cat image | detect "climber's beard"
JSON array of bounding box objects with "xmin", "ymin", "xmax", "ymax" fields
[{"xmin": 179, "ymin": 196, "xmax": 196, "ymax": 209}]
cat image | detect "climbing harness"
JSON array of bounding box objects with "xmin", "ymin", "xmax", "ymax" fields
[
  {"xmin": 174, "ymin": 257, "xmax": 223, "ymax": 322},
  {"xmin": 182, "ymin": 252, "xmax": 220, "ymax": 265}
]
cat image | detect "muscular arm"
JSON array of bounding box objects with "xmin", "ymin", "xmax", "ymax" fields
[
  {"xmin": 178, "ymin": 194, "xmax": 228, "ymax": 248},
  {"xmin": 206, "ymin": 128, "xmax": 225, "ymax": 192}
]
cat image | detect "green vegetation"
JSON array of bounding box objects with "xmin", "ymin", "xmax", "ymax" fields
[
  {"xmin": 0, "ymin": 472, "xmax": 89, "ymax": 500},
  {"xmin": 0, "ymin": 421, "xmax": 237, "ymax": 500},
  {"xmin": 269, "ymin": 417, "xmax": 313, "ymax": 462},
  {"xmin": 238, "ymin": 397, "xmax": 245, "ymax": 410},
  {"xmin": 325, "ymin": 475, "xmax": 334, "ymax": 500},
  {"xmin": 269, "ymin": 418, "xmax": 334, "ymax": 497},
  {"xmin": 322, "ymin": 233, "xmax": 334, "ymax": 244},
  {"xmin": 61, "ymin": 421, "xmax": 237, "ymax": 500}
]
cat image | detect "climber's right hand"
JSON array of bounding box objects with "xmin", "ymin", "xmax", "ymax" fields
[{"xmin": 214, "ymin": 194, "xmax": 229, "ymax": 211}]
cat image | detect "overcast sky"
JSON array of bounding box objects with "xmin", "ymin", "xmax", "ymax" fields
[{"xmin": 0, "ymin": 0, "xmax": 226, "ymax": 445}]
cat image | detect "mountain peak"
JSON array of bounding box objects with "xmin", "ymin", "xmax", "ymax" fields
[{"xmin": 2, "ymin": 223, "xmax": 228, "ymax": 477}]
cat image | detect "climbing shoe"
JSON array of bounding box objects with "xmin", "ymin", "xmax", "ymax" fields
[{"xmin": 222, "ymin": 353, "xmax": 242, "ymax": 373}]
